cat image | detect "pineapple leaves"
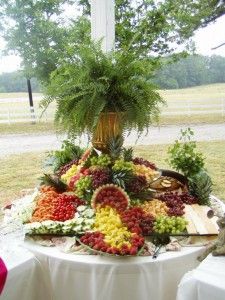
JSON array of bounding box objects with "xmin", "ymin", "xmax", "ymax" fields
[
  {"xmin": 39, "ymin": 174, "xmax": 67, "ymax": 193},
  {"xmin": 188, "ymin": 171, "xmax": 213, "ymax": 206}
]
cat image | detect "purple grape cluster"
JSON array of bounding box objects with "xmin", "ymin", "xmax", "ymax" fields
[
  {"xmin": 140, "ymin": 214, "xmax": 155, "ymax": 235},
  {"xmin": 126, "ymin": 175, "xmax": 147, "ymax": 194},
  {"xmin": 158, "ymin": 192, "xmax": 198, "ymax": 216},
  {"xmin": 179, "ymin": 192, "xmax": 198, "ymax": 204},
  {"xmin": 158, "ymin": 192, "xmax": 185, "ymax": 216},
  {"xmin": 57, "ymin": 159, "xmax": 79, "ymax": 176},
  {"xmin": 90, "ymin": 168, "xmax": 110, "ymax": 189},
  {"xmin": 132, "ymin": 157, "xmax": 157, "ymax": 170}
]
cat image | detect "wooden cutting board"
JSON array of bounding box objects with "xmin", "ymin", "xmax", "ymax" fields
[{"xmin": 184, "ymin": 204, "xmax": 219, "ymax": 235}]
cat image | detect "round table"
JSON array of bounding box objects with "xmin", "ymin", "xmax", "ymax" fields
[
  {"xmin": 0, "ymin": 247, "xmax": 51, "ymax": 300},
  {"xmin": 177, "ymin": 254, "xmax": 225, "ymax": 300},
  {"xmin": 24, "ymin": 241, "xmax": 204, "ymax": 300}
]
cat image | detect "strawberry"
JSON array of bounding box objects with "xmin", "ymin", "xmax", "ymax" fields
[{"xmin": 129, "ymin": 246, "xmax": 138, "ymax": 255}]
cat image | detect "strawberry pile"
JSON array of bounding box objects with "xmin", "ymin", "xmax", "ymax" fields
[
  {"xmin": 121, "ymin": 207, "xmax": 154, "ymax": 235},
  {"xmin": 31, "ymin": 191, "xmax": 84, "ymax": 222},
  {"xmin": 51, "ymin": 194, "xmax": 83, "ymax": 221},
  {"xmin": 80, "ymin": 231, "xmax": 144, "ymax": 256}
]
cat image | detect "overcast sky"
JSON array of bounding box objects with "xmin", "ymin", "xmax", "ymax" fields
[{"xmin": 0, "ymin": 14, "xmax": 225, "ymax": 74}]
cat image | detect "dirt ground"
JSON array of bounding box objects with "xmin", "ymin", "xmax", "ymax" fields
[{"xmin": 0, "ymin": 123, "xmax": 225, "ymax": 157}]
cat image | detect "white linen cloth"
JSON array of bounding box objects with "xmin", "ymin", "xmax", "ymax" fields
[
  {"xmin": 176, "ymin": 254, "xmax": 225, "ymax": 300},
  {"xmin": 25, "ymin": 241, "xmax": 204, "ymax": 300},
  {"xmin": 0, "ymin": 247, "xmax": 52, "ymax": 300}
]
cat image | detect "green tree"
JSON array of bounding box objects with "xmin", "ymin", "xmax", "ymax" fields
[
  {"xmin": 0, "ymin": 71, "xmax": 40, "ymax": 92},
  {"xmin": 153, "ymin": 54, "xmax": 225, "ymax": 89},
  {"xmin": 1, "ymin": 0, "xmax": 225, "ymax": 83},
  {"xmin": 76, "ymin": 0, "xmax": 225, "ymax": 58},
  {"xmin": 209, "ymin": 55, "xmax": 225, "ymax": 83},
  {"xmin": 0, "ymin": 0, "xmax": 75, "ymax": 82}
]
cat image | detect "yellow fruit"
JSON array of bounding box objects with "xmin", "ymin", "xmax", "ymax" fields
[{"xmin": 93, "ymin": 206, "xmax": 132, "ymax": 249}]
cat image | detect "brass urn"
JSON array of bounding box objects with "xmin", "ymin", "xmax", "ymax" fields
[{"xmin": 92, "ymin": 112, "xmax": 123, "ymax": 152}]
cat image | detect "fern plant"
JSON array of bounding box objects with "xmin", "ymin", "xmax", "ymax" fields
[{"xmin": 42, "ymin": 43, "xmax": 164, "ymax": 138}]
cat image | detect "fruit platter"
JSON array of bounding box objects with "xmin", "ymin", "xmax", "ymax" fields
[{"xmin": 5, "ymin": 140, "xmax": 222, "ymax": 258}]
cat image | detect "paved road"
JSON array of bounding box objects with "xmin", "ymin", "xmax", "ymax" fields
[{"xmin": 0, "ymin": 123, "xmax": 225, "ymax": 157}]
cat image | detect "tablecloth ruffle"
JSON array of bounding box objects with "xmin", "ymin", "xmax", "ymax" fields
[{"xmin": 0, "ymin": 257, "xmax": 8, "ymax": 295}]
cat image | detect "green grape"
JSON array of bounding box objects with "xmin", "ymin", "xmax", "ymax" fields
[
  {"xmin": 153, "ymin": 216, "xmax": 187, "ymax": 234},
  {"xmin": 112, "ymin": 159, "xmax": 134, "ymax": 172},
  {"xmin": 75, "ymin": 175, "xmax": 92, "ymax": 198},
  {"xmin": 90, "ymin": 154, "xmax": 111, "ymax": 167},
  {"xmin": 130, "ymin": 198, "xmax": 142, "ymax": 206}
]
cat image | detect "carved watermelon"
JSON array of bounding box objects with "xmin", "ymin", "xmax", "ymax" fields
[
  {"xmin": 91, "ymin": 184, "xmax": 130, "ymax": 211},
  {"xmin": 79, "ymin": 148, "xmax": 98, "ymax": 167}
]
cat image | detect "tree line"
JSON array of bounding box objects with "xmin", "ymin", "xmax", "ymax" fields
[
  {"xmin": 153, "ymin": 54, "xmax": 225, "ymax": 89},
  {"xmin": 1, "ymin": 0, "xmax": 224, "ymax": 84},
  {"xmin": 0, "ymin": 54, "xmax": 225, "ymax": 93},
  {"xmin": 0, "ymin": 71, "xmax": 40, "ymax": 93}
]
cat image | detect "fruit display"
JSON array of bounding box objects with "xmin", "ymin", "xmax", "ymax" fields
[
  {"xmin": 91, "ymin": 184, "xmax": 130, "ymax": 211},
  {"xmin": 140, "ymin": 199, "xmax": 169, "ymax": 218},
  {"xmin": 153, "ymin": 216, "xmax": 188, "ymax": 234},
  {"xmin": 12, "ymin": 144, "xmax": 219, "ymax": 257},
  {"xmin": 88, "ymin": 206, "xmax": 144, "ymax": 255},
  {"xmin": 31, "ymin": 192, "xmax": 84, "ymax": 222},
  {"xmin": 25, "ymin": 205, "xmax": 95, "ymax": 235}
]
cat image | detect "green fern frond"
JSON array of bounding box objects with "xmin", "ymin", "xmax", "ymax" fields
[{"xmin": 41, "ymin": 43, "xmax": 165, "ymax": 138}]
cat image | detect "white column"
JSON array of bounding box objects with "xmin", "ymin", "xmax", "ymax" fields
[{"xmin": 90, "ymin": 0, "xmax": 115, "ymax": 53}]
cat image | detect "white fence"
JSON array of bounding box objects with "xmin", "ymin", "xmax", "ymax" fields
[
  {"xmin": 0, "ymin": 97, "xmax": 54, "ymax": 124},
  {"xmin": 0, "ymin": 97, "xmax": 225, "ymax": 124},
  {"xmin": 161, "ymin": 100, "xmax": 225, "ymax": 116},
  {"xmin": 0, "ymin": 108, "xmax": 55, "ymax": 124}
]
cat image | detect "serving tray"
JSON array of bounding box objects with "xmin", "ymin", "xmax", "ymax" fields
[{"xmin": 184, "ymin": 204, "xmax": 219, "ymax": 235}]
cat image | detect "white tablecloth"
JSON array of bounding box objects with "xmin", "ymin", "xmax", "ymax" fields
[
  {"xmin": 24, "ymin": 242, "xmax": 204, "ymax": 300},
  {"xmin": 177, "ymin": 254, "xmax": 225, "ymax": 300},
  {"xmin": 0, "ymin": 247, "xmax": 52, "ymax": 300}
]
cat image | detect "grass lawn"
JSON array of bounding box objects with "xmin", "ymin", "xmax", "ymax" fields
[
  {"xmin": 0, "ymin": 152, "xmax": 47, "ymax": 206},
  {"xmin": 0, "ymin": 140, "xmax": 224, "ymax": 207},
  {"xmin": 160, "ymin": 83, "xmax": 225, "ymax": 102},
  {"xmin": 0, "ymin": 122, "xmax": 57, "ymax": 135},
  {"xmin": 159, "ymin": 114, "xmax": 225, "ymax": 125},
  {"xmin": 0, "ymin": 93, "xmax": 42, "ymax": 99}
]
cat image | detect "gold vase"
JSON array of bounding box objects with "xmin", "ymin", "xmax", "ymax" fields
[{"xmin": 92, "ymin": 112, "xmax": 123, "ymax": 153}]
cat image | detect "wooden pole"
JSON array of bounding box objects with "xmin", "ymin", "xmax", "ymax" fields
[
  {"xmin": 90, "ymin": 0, "xmax": 115, "ymax": 53},
  {"xmin": 27, "ymin": 78, "xmax": 36, "ymax": 123}
]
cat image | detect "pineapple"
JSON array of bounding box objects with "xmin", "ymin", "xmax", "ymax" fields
[
  {"xmin": 39, "ymin": 174, "xmax": 67, "ymax": 193},
  {"xmin": 107, "ymin": 135, "xmax": 124, "ymax": 161},
  {"xmin": 111, "ymin": 170, "xmax": 133, "ymax": 189},
  {"xmin": 123, "ymin": 147, "xmax": 134, "ymax": 162},
  {"xmin": 188, "ymin": 171, "xmax": 213, "ymax": 206}
]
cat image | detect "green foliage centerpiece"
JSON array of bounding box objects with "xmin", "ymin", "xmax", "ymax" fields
[
  {"xmin": 42, "ymin": 44, "xmax": 164, "ymax": 151},
  {"xmin": 167, "ymin": 128, "xmax": 213, "ymax": 205}
]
